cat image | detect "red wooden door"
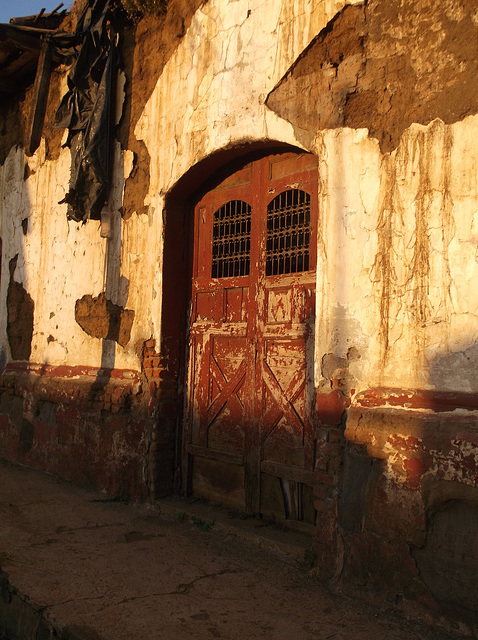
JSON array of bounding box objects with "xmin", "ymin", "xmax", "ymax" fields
[{"xmin": 185, "ymin": 152, "xmax": 318, "ymax": 526}]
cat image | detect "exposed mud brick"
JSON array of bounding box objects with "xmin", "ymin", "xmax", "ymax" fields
[
  {"xmin": 159, "ymin": 400, "xmax": 177, "ymax": 419},
  {"xmin": 313, "ymin": 483, "xmax": 329, "ymax": 500},
  {"xmin": 18, "ymin": 419, "xmax": 33, "ymax": 454},
  {"xmin": 7, "ymin": 396, "xmax": 25, "ymax": 434},
  {"xmin": 35, "ymin": 400, "xmax": 58, "ymax": 426},
  {"xmin": 413, "ymin": 501, "xmax": 478, "ymax": 622},
  {"xmin": 328, "ymin": 457, "xmax": 342, "ymax": 473},
  {"xmin": 0, "ymin": 97, "xmax": 26, "ymax": 166},
  {"xmin": 364, "ymin": 471, "xmax": 427, "ymax": 548},
  {"xmin": 314, "ymin": 503, "xmax": 340, "ymax": 581},
  {"xmin": 0, "ymin": 392, "xmax": 18, "ymax": 419},
  {"xmin": 33, "ymin": 418, "xmax": 56, "ymax": 448},
  {"xmin": 0, "ymin": 363, "xmax": 162, "ymax": 500},
  {"xmin": 75, "ymin": 292, "xmax": 135, "ymax": 347},
  {"xmin": 267, "ymin": 0, "xmax": 478, "ymax": 152},
  {"xmin": 314, "ymin": 471, "xmax": 337, "ymax": 486},
  {"xmin": 313, "ymin": 499, "xmax": 327, "ymax": 514},
  {"xmin": 322, "ymin": 442, "xmax": 342, "ymax": 458},
  {"xmin": 112, "ymin": 386, "xmax": 126, "ymax": 404},
  {"xmin": 339, "ymin": 448, "xmax": 374, "ymax": 533},
  {"xmin": 328, "ymin": 428, "xmax": 343, "ymax": 443},
  {"xmin": 0, "ymin": 0, "xmax": 80, "ymax": 165},
  {"xmin": 158, "ymin": 378, "xmax": 177, "ymax": 392},
  {"xmin": 7, "ymin": 256, "xmax": 34, "ymax": 361}
]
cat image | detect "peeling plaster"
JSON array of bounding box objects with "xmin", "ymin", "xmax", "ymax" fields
[{"xmin": 381, "ymin": 431, "xmax": 478, "ymax": 491}]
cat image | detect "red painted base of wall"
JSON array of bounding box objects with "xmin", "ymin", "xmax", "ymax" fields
[
  {"xmin": 329, "ymin": 387, "xmax": 478, "ymax": 630},
  {"xmin": 0, "ymin": 362, "xmax": 174, "ymax": 501},
  {"xmin": 2, "ymin": 369, "xmax": 477, "ymax": 630}
]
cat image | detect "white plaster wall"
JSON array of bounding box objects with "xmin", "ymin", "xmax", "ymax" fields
[
  {"xmin": 0, "ymin": 140, "xmax": 160, "ymax": 370},
  {"xmin": 0, "ymin": 0, "xmax": 360, "ymax": 371},
  {"xmin": 314, "ymin": 116, "xmax": 478, "ymax": 392}
]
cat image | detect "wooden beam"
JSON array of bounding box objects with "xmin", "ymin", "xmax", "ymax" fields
[
  {"xmin": 0, "ymin": 25, "xmax": 46, "ymax": 52},
  {"xmin": 0, "ymin": 25, "xmax": 72, "ymax": 61},
  {"xmin": 26, "ymin": 36, "xmax": 52, "ymax": 156}
]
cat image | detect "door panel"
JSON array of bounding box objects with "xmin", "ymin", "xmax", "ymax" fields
[
  {"xmin": 192, "ymin": 456, "xmax": 245, "ymax": 510},
  {"xmin": 206, "ymin": 335, "xmax": 248, "ymax": 453},
  {"xmin": 185, "ymin": 152, "xmax": 318, "ymax": 526}
]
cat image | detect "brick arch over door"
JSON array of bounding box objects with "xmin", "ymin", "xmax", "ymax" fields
[{"xmin": 183, "ymin": 151, "xmax": 319, "ymax": 526}]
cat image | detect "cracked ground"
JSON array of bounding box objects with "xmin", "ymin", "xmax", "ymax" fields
[{"xmin": 0, "ymin": 460, "xmax": 465, "ymax": 639}]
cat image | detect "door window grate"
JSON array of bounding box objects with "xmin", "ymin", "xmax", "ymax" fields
[
  {"xmin": 212, "ymin": 200, "xmax": 251, "ymax": 278},
  {"xmin": 266, "ymin": 189, "xmax": 311, "ymax": 275}
]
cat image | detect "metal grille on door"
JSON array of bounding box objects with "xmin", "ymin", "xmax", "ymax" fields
[{"xmin": 212, "ymin": 200, "xmax": 251, "ymax": 278}]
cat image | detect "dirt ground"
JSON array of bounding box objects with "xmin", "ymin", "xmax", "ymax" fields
[{"xmin": 0, "ymin": 459, "xmax": 468, "ymax": 640}]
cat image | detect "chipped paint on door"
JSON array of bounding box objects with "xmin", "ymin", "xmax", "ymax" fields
[{"xmin": 185, "ymin": 152, "xmax": 318, "ymax": 526}]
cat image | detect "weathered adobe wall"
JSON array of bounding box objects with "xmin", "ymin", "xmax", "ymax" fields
[
  {"xmin": 136, "ymin": 0, "xmax": 478, "ymax": 394},
  {"xmin": 133, "ymin": 1, "xmax": 478, "ymax": 624},
  {"xmin": 267, "ymin": 0, "xmax": 478, "ymax": 394},
  {"xmin": 0, "ymin": 0, "xmax": 210, "ymax": 373},
  {"xmin": 137, "ymin": 0, "xmax": 363, "ymax": 197},
  {"xmin": 262, "ymin": 0, "xmax": 478, "ymax": 625},
  {"xmin": 0, "ymin": 0, "xmax": 359, "ymax": 495},
  {"xmin": 0, "ymin": 0, "xmax": 478, "ymax": 623},
  {"xmin": 0, "ymin": 0, "xmax": 209, "ymax": 498}
]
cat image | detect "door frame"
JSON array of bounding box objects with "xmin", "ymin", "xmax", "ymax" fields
[{"xmin": 160, "ymin": 144, "xmax": 317, "ymax": 500}]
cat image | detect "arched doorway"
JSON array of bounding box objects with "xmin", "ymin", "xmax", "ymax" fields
[{"xmin": 183, "ymin": 151, "xmax": 319, "ymax": 526}]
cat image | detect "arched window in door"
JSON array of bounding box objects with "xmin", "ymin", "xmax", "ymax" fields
[
  {"xmin": 266, "ymin": 189, "xmax": 311, "ymax": 276},
  {"xmin": 211, "ymin": 200, "xmax": 251, "ymax": 278}
]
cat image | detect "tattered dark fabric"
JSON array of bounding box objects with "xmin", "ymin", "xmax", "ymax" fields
[{"xmin": 56, "ymin": 0, "xmax": 118, "ymax": 222}]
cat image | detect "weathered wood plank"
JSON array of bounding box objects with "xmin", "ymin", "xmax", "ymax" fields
[
  {"xmin": 260, "ymin": 460, "xmax": 315, "ymax": 485},
  {"xmin": 26, "ymin": 36, "xmax": 52, "ymax": 156}
]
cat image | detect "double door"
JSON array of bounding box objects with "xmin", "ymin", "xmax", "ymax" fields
[{"xmin": 184, "ymin": 152, "xmax": 318, "ymax": 526}]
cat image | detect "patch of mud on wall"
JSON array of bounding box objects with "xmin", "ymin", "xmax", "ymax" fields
[
  {"xmin": 7, "ymin": 255, "xmax": 33, "ymax": 361},
  {"xmin": 266, "ymin": 0, "xmax": 478, "ymax": 152},
  {"xmin": 75, "ymin": 292, "xmax": 134, "ymax": 347}
]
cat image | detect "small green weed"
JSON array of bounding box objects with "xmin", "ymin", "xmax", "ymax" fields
[
  {"xmin": 172, "ymin": 510, "xmax": 188, "ymax": 523},
  {"xmin": 192, "ymin": 516, "xmax": 215, "ymax": 532}
]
